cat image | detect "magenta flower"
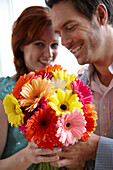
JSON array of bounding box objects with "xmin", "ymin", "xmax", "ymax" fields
[
  {"xmin": 71, "ymin": 79, "xmax": 93, "ymax": 106},
  {"xmin": 56, "ymin": 109, "xmax": 86, "ymax": 146}
]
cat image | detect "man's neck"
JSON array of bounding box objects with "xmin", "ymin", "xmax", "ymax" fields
[{"xmin": 95, "ymin": 65, "xmax": 113, "ymax": 87}]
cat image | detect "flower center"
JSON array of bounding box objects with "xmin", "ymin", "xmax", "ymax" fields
[
  {"xmin": 60, "ymin": 104, "xmax": 67, "ymax": 110},
  {"xmin": 66, "ymin": 122, "xmax": 71, "ymax": 127},
  {"xmin": 41, "ymin": 120, "xmax": 46, "ymax": 126}
]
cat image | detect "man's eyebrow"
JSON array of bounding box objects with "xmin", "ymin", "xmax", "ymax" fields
[
  {"xmin": 55, "ymin": 20, "xmax": 74, "ymax": 34},
  {"xmin": 62, "ymin": 20, "xmax": 74, "ymax": 28}
]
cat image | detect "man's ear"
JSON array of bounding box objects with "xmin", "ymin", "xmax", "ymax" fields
[{"xmin": 96, "ymin": 4, "xmax": 108, "ymax": 25}]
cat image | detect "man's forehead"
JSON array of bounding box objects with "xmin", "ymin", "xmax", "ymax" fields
[{"xmin": 51, "ymin": 2, "xmax": 75, "ymax": 28}]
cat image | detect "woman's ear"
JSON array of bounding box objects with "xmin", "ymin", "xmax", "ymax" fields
[{"xmin": 96, "ymin": 4, "xmax": 108, "ymax": 25}]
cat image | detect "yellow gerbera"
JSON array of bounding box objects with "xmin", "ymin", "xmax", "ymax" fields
[
  {"xmin": 19, "ymin": 77, "xmax": 56, "ymax": 112},
  {"xmin": 66, "ymin": 73, "xmax": 77, "ymax": 89},
  {"xmin": 51, "ymin": 70, "xmax": 67, "ymax": 80},
  {"xmin": 51, "ymin": 70, "xmax": 77, "ymax": 90},
  {"xmin": 48, "ymin": 89, "xmax": 83, "ymax": 116},
  {"xmin": 3, "ymin": 94, "xmax": 24, "ymax": 127}
]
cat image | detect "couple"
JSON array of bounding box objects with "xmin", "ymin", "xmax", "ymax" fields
[{"xmin": 0, "ymin": 0, "xmax": 113, "ymax": 169}]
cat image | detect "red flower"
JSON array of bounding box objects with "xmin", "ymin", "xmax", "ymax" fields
[{"xmin": 24, "ymin": 106, "xmax": 62, "ymax": 150}]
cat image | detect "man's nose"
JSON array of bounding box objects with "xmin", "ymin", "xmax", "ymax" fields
[{"xmin": 61, "ymin": 33, "xmax": 72, "ymax": 49}]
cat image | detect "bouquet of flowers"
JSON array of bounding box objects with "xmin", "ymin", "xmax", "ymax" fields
[{"xmin": 3, "ymin": 64, "xmax": 97, "ymax": 169}]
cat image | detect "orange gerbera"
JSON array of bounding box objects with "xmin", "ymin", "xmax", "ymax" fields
[
  {"xmin": 24, "ymin": 106, "xmax": 62, "ymax": 150},
  {"xmin": 11, "ymin": 73, "xmax": 31, "ymax": 99},
  {"xmin": 81, "ymin": 132, "xmax": 90, "ymax": 142},
  {"xmin": 84, "ymin": 104, "xmax": 97, "ymax": 134},
  {"xmin": 19, "ymin": 77, "xmax": 56, "ymax": 112},
  {"xmin": 81, "ymin": 104, "xmax": 97, "ymax": 142},
  {"xmin": 45, "ymin": 64, "xmax": 66, "ymax": 74},
  {"xmin": 33, "ymin": 65, "xmax": 66, "ymax": 80}
]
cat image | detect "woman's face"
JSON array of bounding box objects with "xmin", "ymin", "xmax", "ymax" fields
[{"xmin": 22, "ymin": 25, "xmax": 59, "ymax": 72}]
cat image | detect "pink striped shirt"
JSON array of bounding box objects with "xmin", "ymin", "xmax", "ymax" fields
[{"xmin": 88, "ymin": 64, "xmax": 113, "ymax": 137}]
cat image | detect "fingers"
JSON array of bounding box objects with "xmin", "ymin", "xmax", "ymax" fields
[
  {"xmin": 28, "ymin": 142, "xmax": 62, "ymax": 153},
  {"xmin": 26, "ymin": 142, "xmax": 62, "ymax": 164},
  {"xmin": 33, "ymin": 155, "xmax": 59, "ymax": 163},
  {"xmin": 26, "ymin": 142, "xmax": 62, "ymax": 163},
  {"xmin": 33, "ymin": 148, "xmax": 62, "ymax": 156},
  {"xmin": 50, "ymin": 158, "xmax": 85, "ymax": 169},
  {"xmin": 50, "ymin": 158, "xmax": 75, "ymax": 168},
  {"xmin": 50, "ymin": 158, "xmax": 68, "ymax": 168},
  {"xmin": 40, "ymin": 147, "xmax": 62, "ymax": 156}
]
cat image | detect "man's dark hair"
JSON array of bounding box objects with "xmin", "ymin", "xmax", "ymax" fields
[{"xmin": 45, "ymin": 0, "xmax": 113, "ymax": 25}]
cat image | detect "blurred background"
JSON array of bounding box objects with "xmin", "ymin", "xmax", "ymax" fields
[{"xmin": 0, "ymin": 0, "xmax": 87, "ymax": 77}]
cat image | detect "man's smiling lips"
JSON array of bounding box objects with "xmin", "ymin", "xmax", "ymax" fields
[{"xmin": 69, "ymin": 43, "xmax": 83, "ymax": 56}]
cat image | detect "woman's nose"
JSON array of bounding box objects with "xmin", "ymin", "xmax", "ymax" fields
[{"xmin": 43, "ymin": 46, "xmax": 53, "ymax": 60}]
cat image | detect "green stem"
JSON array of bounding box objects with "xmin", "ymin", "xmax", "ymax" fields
[{"xmin": 32, "ymin": 162, "xmax": 59, "ymax": 170}]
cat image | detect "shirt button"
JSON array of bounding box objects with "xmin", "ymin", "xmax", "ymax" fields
[{"xmin": 103, "ymin": 105, "xmax": 106, "ymax": 110}]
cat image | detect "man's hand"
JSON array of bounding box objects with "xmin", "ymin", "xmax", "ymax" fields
[{"xmin": 50, "ymin": 134, "xmax": 100, "ymax": 169}]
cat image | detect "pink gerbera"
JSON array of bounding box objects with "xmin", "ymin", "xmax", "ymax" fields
[
  {"xmin": 56, "ymin": 109, "xmax": 86, "ymax": 146},
  {"xmin": 70, "ymin": 79, "xmax": 93, "ymax": 106}
]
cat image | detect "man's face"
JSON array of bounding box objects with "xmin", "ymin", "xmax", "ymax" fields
[{"xmin": 51, "ymin": 1, "xmax": 104, "ymax": 65}]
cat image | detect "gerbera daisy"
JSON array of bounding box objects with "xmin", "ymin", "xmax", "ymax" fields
[
  {"xmin": 3, "ymin": 94, "xmax": 24, "ymax": 127},
  {"xmin": 84, "ymin": 104, "xmax": 97, "ymax": 134},
  {"xmin": 70, "ymin": 79, "xmax": 93, "ymax": 106},
  {"xmin": 66, "ymin": 73, "xmax": 77, "ymax": 89},
  {"xmin": 48, "ymin": 88, "xmax": 83, "ymax": 116},
  {"xmin": 50, "ymin": 70, "xmax": 68, "ymax": 91},
  {"xmin": 24, "ymin": 106, "xmax": 62, "ymax": 150},
  {"xmin": 51, "ymin": 70, "xmax": 77, "ymax": 91},
  {"xmin": 51, "ymin": 78, "xmax": 67, "ymax": 91},
  {"xmin": 34, "ymin": 69, "xmax": 53, "ymax": 80},
  {"xmin": 45, "ymin": 64, "xmax": 66, "ymax": 74},
  {"xmin": 52, "ymin": 69, "xmax": 67, "ymax": 80},
  {"xmin": 81, "ymin": 132, "xmax": 90, "ymax": 142},
  {"xmin": 11, "ymin": 73, "xmax": 31, "ymax": 99},
  {"xmin": 56, "ymin": 109, "xmax": 86, "ymax": 146},
  {"xmin": 19, "ymin": 109, "xmax": 33, "ymax": 132},
  {"xmin": 19, "ymin": 77, "xmax": 56, "ymax": 112}
]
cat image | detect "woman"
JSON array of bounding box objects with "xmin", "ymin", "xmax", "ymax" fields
[{"xmin": 0, "ymin": 6, "xmax": 62, "ymax": 170}]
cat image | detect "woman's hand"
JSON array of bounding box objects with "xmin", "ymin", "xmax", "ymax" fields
[{"xmin": 23, "ymin": 142, "xmax": 62, "ymax": 165}]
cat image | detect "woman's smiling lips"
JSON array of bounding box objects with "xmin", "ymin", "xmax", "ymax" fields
[{"xmin": 38, "ymin": 57, "xmax": 53, "ymax": 66}]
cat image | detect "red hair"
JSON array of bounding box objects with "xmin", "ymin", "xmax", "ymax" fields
[{"xmin": 12, "ymin": 6, "xmax": 51, "ymax": 77}]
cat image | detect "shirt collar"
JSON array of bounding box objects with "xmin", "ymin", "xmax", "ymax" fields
[
  {"xmin": 87, "ymin": 64, "xmax": 95, "ymax": 84},
  {"xmin": 108, "ymin": 62, "xmax": 113, "ymax": 74},
  {"xmin": 88, "ymin": 62, "xmax": 113, "ymax": 80}
]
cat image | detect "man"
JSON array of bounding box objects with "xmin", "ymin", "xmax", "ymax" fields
[{"xmin": 45, "ymin": 0, "xmax": 113, "ymax": 169}]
